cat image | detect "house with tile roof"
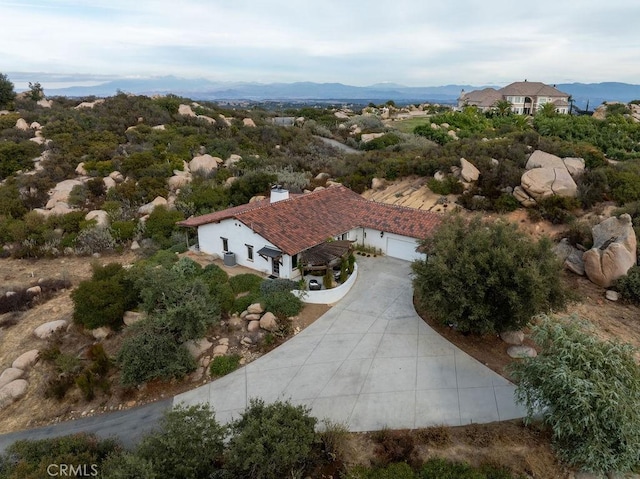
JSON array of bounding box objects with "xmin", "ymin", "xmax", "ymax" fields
[
  {"xmin": 458, "ymin": 81, "xmax": 570, "ymax": 115},
  {"xmin": 178, "ymin": 185, "xmax": 442, "ymax": 279}
]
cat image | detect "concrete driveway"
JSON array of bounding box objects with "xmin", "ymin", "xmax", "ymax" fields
[
  {"xmin": 175, "ymin": 256, "xmax": 526, "ymax": 431},
  {"xmin": 0, "ymin": 256, "xmax": 525, "ymax": 452}
]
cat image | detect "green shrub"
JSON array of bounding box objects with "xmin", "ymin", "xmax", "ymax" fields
[
  {"xmin": 201, "ymin": 263, "xmax": 229, "ymax": 284},
  {"xmin": 427, "ymin": 176, "xmax": 463, "ymax": 195},
  {"xmin": 229, "ymin": 273, "xmax": 263, "ymax": 294},
  {"xmin": 171, "ymin": 256, "xmax": 202, "ymax": 278},
  {"xmin": 260, "ymin": 278, "xmax": 298, "ymax": 295},
  {"xmin": 209, "ymin": 354, "xmax": 241, "ymax": 377},
  {"xmin": 75, "ymin": 225, "xmax": 116, "ymax": 255},
  {"xmin": 536, "ymin": 196, "xmax": 579, "ymax": 224},
  {"xmin": 110, "ymin": 220, "xmax": 137, "ymax": 241},
  {"xmin": 493, "ymin": 193, "xmax": 519, "ymax": 213},
  {"xmin": 412, "ymin": 215, "xmax": 567, "ymax": 334},
  {"xmin": 614, "ymin": 265, "xmax": 640, "ymax": 304},
  {"xmin": 419, "ymin": 458, "xmax": 483, "ymax": 479},
  {"xmin": 143, "ymin": 206, "xmax": 184, "ymax": 248},
  {"xmin": 565, "ymin": 220, "xmax": 594, "ymax": 249},
  {"xmin": 135, "ymin": 404, "xmax": 225, "ymax": 479},
  {"xmin": 225, "ymin": 398, "xmax": 317, "ymax": 479},
  {"xmin": 71, "ymin": 263, "xmax": 138, "ymax": 330},
  {"xmin": 117, "ymin": 324, "xmax": 196, "ymax": 387},
  {"xmin": 231, "ymin": 292, "xmax": 261, "ymax": 314},
  {"xmin": 210, "ymin": 281, "xmax": 235, "ymax": 313},
  {"xmin": 510, "ymin": 316, "xmax": 640, "ymax": 473},
  {"xmin": 100, "ymin": 453, "xmax": 157, "ymax": 479},
  {"xmin": 264, "ymin": 291, "xmax": 303, "ymax": 319},
  {"xmin": 1, "ymin": 434, "xmax": 120, "ymax": 479}
]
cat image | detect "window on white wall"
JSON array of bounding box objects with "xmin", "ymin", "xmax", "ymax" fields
[
  {"xmin": 221, "ymin": 237, "xmax": 228, "ymax": 252},
  {"xmin": 246, "ymin": 244, "xmax": 253, "ymax": 261}
]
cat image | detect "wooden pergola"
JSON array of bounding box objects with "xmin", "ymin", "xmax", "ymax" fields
[{"xmin": 300, "ymin": 240, "xmax": 353, "ymax": 272}]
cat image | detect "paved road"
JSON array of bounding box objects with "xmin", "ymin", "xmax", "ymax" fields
[
  {"xmin": 314, "ymin": 135, "xmax": 363, "ymax": 154},
  {"xmin": 175, "ymin": 256, "xmax": 526, "ymax": 431},
  {"xmin": 0, "ymin": 398, "xmax": 171, "ymax": 453},
  {"xmin": 0, "ymin": 256, "xmax": 525, "ymax": 453}
]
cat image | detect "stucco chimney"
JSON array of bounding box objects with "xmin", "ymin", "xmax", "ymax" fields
[{"xmin": 270, "ymin": 185, "xmax": 289, "ymax": 203}]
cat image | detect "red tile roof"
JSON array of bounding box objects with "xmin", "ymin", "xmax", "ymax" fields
[{"xmin": 178, "ymin": 186, "xmax": 442, "ymax": 255}]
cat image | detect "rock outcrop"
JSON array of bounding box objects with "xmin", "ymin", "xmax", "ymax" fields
[
  {"xmin": 554, "ymin": 238, "xmax": 585, "ymax": 276},
  {"xmin": 138, "ymin": 196, "xmax": 168, "ymax": 215},
  {"xmin": 521, "ymin": 166, "xmax": 577, "ymax": 201},
  {"xmin": 583, "ymin": 214, "xmax": 637, "ymax": 288},
  {"xmin": 459, "ymin": 158, "xmax": 480, "ymax": 182},
  {"xmin": 189, "ymin": 154, "xmax": 221, "ymax": 175},
  {"xmin": 517, "ymin": 150, "xmax": 582, "ymax": 205}
]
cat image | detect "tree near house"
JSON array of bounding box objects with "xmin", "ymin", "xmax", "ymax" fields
[
  {"xmin": 28, "ymin": 81, "xmax": 44, "ymax": 101},
  {"xmin": 492, "ymin": 99, "xmax": 513, "ymax": 117},
  {"xmin": 0, "ymin": 73, "xmax": 16, "ymax": 109},
  {"xmin": 412, "ymin": 215, "xmax": 567, "ymax": 334},
  {"xmin": 509, "ymin": 316, "xmax": 640, "ymax": 474}
]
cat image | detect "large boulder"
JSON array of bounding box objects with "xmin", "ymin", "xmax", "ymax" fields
[
  {"xmin": 85, "ymin": 210, "xmax": 109, "ymax": 228},
  {"xmin": 12, "ymin": 350, "xmax": 39, "ymax": 371},
  {"xmin": 47, "ymin": 179, "xmax": 84, "ymax": 207},
  {"xmin": 168, "ymin": 174, "xmax": 192, "ymax": 191},
  {"xmin": 242, "ymin": 118, "xmax": 256, "ymax": 128},
  {"xmin": 371, "ymin": 177, "xmax": 386, "ymax": 190},
  {"xmin": 562, "ymin": 157, "xmax": 586, "ymax": 178},
  {"xmin": 554, "ymin": 238, "xmax": 585, "ymax": 276},
  {"xmin": 34, "ymin": 320, "xmax": 68, "ymax": 339},
  {"xmin": 224, "ymin": 154, "xmax": 242, "ymax": 168},
  {"xmin": 189, "ymin": 154, "xmax": 220, "ymax": 175},
  {"xmin": 37, "ymin": 98, "xmax": 53, "ymax": 108},
  {"xmin": 361, "ymin": 132, "xmax": 385, "ymax": 143},
  {"xmin": 525, "ymin": 150, "xmax": 565, "ymax": 170},
  {"xmin": 15, "ymin": 118, "xmax": 29, "ymax": 131},
  {"xmin": 103, "ymin": 176, "xmax": 117, "ymax": 190},
  {"xmin": 75, "ymin": 162, "xmax": 88, "ymax": 175},
  {"xmin": 0, "ymin": 368, "xmax": 24, "ymax": 389},
  {"xmin": 247, "ymin": 303, "xmax": 265, "ymax": 314},
  {"xmin": 185, "ymin": 338, "xmax": 212, "ymax": 359},
  {"xmin": 513, "ymin": 186, "xmax": 537, "ymax": 207},
  {"xmin": 583, "ymin": 214, "xmax": 637, "ymax": 288},
  {"xmin": 460, "ymin": 158, "xmax": 480, "ymax": 182},
  {"xmin": 123, "ymin": 311, "xmax": 144, "ymax": 326},
  {"xmin": 0, "ymin": 380, "xmax": 28, "ymax": 408},
  {"xmin": 178, "ymin": 104, "xmax": 196, "ymax": 116},
  {"xmin": 521, "ymin": 167, "xmax": 577, "ymax": 201},
  {"xmin": 138, "ymin": 196, "xmax": 168, "ymax": 215},
  {"xmin": 259, "ymin": 312, "xmax": 278, "ymax": 332}
]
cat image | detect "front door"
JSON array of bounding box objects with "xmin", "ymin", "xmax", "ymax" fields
[{"xmin": 272, "ymin": 258, "xmax": 280, "ymax": 277}]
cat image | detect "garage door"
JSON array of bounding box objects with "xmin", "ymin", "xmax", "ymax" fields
[{"xmin": 386, "ymin": 237, "xmax": 425, "ymax": 262}]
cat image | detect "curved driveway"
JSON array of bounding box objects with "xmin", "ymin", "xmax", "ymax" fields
[
  {"xmin": 175, "ymin": 256, "xmax": 526, "ymax": 431},
  {"xmin": 0, "ymin": 256, "xmax": 525, "ymax": 452}
]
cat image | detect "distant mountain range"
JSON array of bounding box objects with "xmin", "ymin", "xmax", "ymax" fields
[{"xmin": 10, "ymin": 73, "xmax": 640, "ymax": 109}]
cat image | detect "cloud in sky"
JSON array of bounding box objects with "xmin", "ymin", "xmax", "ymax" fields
[{"xmin": 1, "ymin": 0, "xmax": 639, "ymax": 86}]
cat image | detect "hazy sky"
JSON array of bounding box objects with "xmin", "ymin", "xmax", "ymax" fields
[{"xmin": 2, "ymin": 0, "xmax": 639, "ymax": 86}]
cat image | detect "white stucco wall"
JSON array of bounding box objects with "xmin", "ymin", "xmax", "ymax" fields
[
  {"xmin": 197, "ymin": 220, "xmax": 297, "ymax": 278},
  {"xmin": 353, "ymin": 227, "xmax": 425, "ymax": 262},
  {"xmin": 293, "ymin": 262, "xmax": 359, "ymax": 304}
]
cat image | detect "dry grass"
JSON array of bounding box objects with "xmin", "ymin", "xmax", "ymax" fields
[{"xmin": 347, "ymin": 421, "xmax": 570, "ymax": 478}]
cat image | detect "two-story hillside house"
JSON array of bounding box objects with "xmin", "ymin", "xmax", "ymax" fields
[
  {"xmin": 178, "ymin": 186, "xmax": 442, "ymax": 279},
  {"xmin": 458, "ymin": 81, "xmax": 570, "ymax": 115}
]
